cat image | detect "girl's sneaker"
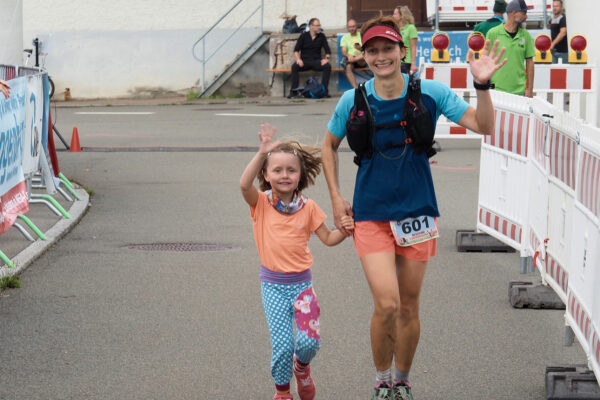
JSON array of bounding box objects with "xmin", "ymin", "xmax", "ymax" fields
[
  {"xmin": 273, "ymin": 394, "xmax": 294, "ymax": 400},
  {"xmin": 392, "ymin": 380, "xmax": 413, "ymax": 400},
  {"xmin": 293, "ymin": 355, "xmax": 315, "ymax": 400},
  {"xmin": 372, "ymin": 383, "xmax": 393, "ymax": 400}
]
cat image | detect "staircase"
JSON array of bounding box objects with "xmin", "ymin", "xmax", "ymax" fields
[
  {"xmin": 199, "ymin": 33, "xmax": 269, "ymax": 98},
  {"xmin": 192, "ymin": 0, "xmax": 265, "ymax": 98}
]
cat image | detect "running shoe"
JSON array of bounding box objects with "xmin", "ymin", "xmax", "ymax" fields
[
  {"xmin": 372, "ymin": 383, "xmax": 393, "ymax": 400},
  {"xmin": 273, "ymin": 393, "xmax": 293, "ymax": 400},
  {"xmin": 293, "ymin": 355, "xmax": 315, "ymax": 400},
  {"xmin": 392, "ymin": 380, "xmax": 413, "ymax": 400}
]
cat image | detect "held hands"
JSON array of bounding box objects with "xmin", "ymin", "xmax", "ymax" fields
[
  {"xmin": 0, "ymin": 80, "xmax": 10, "ymax": 99},
  {"xmin": 333, "ymin": 196, "xmax": 354, "ymax": 236},
  {"xmin": 469, "ymin": 39, "xmax": 508, "ymax": 84},
  {"xmin": 258, "ymin": 123, "xmax": 281, "ymax": 155},
  {"xmin": 339, "ymin": 215, "xmax": 355, "ymax": 232}
]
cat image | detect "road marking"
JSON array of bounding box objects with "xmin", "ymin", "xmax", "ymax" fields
[
  {"xmin": 74, "ymin": 112, "xmax": 155, "ymax": 115},
  {"xmin": 84, "ymin": 133, "xmax": 156, "ymax": 138},
  {"xmin": 215, "ymin": 113, "xmax": 287, "ymax": 117}
]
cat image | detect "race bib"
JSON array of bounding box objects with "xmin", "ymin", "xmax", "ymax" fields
[{"xmin": 390, "ymin": 216, "xmax": 439, "ymax": 247}]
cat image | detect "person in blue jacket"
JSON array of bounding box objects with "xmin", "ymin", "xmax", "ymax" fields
[{"xmin": 321, "ymin": 13, "xmax": 507, "ymax": 400}]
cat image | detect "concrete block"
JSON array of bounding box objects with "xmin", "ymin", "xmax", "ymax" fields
[
  {"xmin": 455, "ymin": 229, "xmax": 515, "ymax": 252},
  {"xmin": 509, "ymin": 280, "xmax": 565, "ymax": 309},
  {"xmin": 546, "ymin": 365, "xmax": 600, "ymax": 399}
]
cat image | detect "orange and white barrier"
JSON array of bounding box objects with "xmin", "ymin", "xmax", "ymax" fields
[
  {"xmin": 478, "ymin": 90, "xmax": 600, "ymax": 385},
  {"xmin": 424, "ymin": 62, "xmax": 598, "ymax": 137}
]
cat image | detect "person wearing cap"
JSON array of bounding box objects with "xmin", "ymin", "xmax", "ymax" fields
[
  {"xmin": 474, "ymin": 0, "xmax": 507, "ymax": 37},
  {"xmin": 340, "ymin": 18, "xmax": 367, "ymax": 88},
  {"xmin": 549, "ymin": 0, "xmax": 568, "ymax": 64},
  {"xmin": 322, "ymin": 13, "xmax": 506, "ymax": 400},
  {"xmin": 486, "ymin": 0, "xmax": 535, "ymax": 97},
  {"xmin": 393, "ymin": 6, "xmax": 419, "ymax": 75},
  {"xmin": 288, "ymin": 18, "xmax": 332, "ymax": 98}
]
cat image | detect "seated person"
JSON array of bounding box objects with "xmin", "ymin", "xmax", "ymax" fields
[
  {"xmin": 288, "ymin": 18, "xmax": 331, "ymax": 98},
  {"xmin": 340, "ymin": 18, "xmax": 367, "ymax": 88}
]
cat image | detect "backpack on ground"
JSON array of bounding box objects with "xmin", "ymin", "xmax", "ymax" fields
[
  {"xmin": 345, "ymin": 75, "xmax": 436, "ymax": 166},
  {"xmin": 300, "ymin": 77, "xmax": 326, "ymax": 99}
]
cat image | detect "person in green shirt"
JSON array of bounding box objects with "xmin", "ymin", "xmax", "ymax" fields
[
  {"xmin": 393, "ymin": 5, "xmax": 418, "ymax": 75},
  {"xmin": 474, "ymin": 0, "xmax": 506, "ymax": 37},
  {"xmin": 340, "ymin": 18, "xmax": 367, "ymax": 88},
  {"xmin": 486, "ymin": 0, "xmax": 535, "ymax": 97}
]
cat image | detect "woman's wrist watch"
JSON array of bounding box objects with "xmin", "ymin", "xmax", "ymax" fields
[{"xmin": 473, "ymin": 80, "xmax": 494, "ymax": 90}]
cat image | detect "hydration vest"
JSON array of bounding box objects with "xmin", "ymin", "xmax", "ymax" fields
[{"xmin": 345, "ymin": 75, "xmax": 436, "ymax": 166}]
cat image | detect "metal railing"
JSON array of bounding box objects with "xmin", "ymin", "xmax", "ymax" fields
[{"xmin": 192, "ymin": 0, "xmax": 264, "ymax": 92}]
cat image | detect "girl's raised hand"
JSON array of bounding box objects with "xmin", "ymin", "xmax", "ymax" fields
[
  {"xmin": 469, "ymin": 39, "xmax": 507, "ymax": 84},
  {"xmin": 258, "ymin": 123, "xmax": 281, "ymax": 155}
]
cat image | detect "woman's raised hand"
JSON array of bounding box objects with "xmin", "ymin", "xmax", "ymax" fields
[
  {"xmin": 258, "ymin": 123, "xmax": 281, "ymax": 155},
  {"xmin": 469, "ymin": 39, "xmax": 507, "ymax": 84}
]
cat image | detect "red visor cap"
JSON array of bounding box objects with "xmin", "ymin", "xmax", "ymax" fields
[{"xmin": 361, "ymin": 25, "xmax": 404, "ymax": 49}]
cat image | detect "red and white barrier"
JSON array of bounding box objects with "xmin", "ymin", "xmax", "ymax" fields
[
  {"xmin": 478, "ymin": 90, "xmax": 600, "ymax": 384},
  {"xmin": 477, "ymin": 91, "xmax": 531, "ymax": 253},
  {"xmin": 567, "ymin": 130, "xmax": 600, "ymax": 375},
  {"xmin": 423, "ymin": 62, "xmax": 598, "ymax": 138},
  {"xmin": 427, "ymin": 0, "xmax": 551, "ymax": 24}
]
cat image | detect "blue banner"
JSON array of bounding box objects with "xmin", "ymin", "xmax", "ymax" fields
[{"xmin": 0, "ymin": 77, "xmax": 26, "ymax": 195}]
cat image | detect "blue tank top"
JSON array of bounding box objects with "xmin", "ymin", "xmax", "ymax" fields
[{"xmin": 327, "ymin": 76, "xmax": 470, "ymax": 221}]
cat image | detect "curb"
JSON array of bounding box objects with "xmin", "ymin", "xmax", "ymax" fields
[{"xmin": 0, "ymin": 188, "xmax": 90, "ymax": 280}]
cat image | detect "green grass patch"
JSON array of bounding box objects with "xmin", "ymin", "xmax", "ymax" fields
[
  {"xmin": 0, "ymin": 275, "xmax": 22, "ymax": 289},
  {"xmin": 69, "ymin": 179, "xmax": 94, "ymax": 197},
  {"xmin": 186, "ymin": 91, "xmax": 200, "ymax": 100}
]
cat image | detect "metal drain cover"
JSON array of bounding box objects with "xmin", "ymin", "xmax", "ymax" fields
[{"xmin": 126, "ymin": 243, "xmax": 239, "ymax": 252}]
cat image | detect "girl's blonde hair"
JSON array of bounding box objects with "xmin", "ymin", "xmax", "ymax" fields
[
  {"xmin": 395, "ymin": 5, "xmax": 415, "ymax": 25},
  {"xmin": 258, "ymin": 141, "xmax": 322, "ymax": 192}
]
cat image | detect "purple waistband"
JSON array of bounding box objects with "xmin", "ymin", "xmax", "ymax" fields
[{"xmin": 259, "ymin": 265, "xmax": 312, "ymax": 285}]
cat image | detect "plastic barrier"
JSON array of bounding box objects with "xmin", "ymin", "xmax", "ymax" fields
[
  {"xmin": 424, "ymin": 62, "xmax": 598, "ymax": 137},
  {"xmin": 427, "ymin": 0, "xmax": 550, "ymax": 24},
  {"xmin": 477, "ymin": 90, "xmax": 600, "ymax": 385},
  {"xmin": 567, "ymin": 129, "xmax": 600, "ymax": 376},
  {"xmin": 477, "ymin": 91, "xmax": 531, "ymax": 254}
]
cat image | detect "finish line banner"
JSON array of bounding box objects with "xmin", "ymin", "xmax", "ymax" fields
[{"xmin": 0, "ymin": 77, "xmax": 28, "ymax": 234}]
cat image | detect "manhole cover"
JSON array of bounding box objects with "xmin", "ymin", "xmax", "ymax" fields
[{"xmin": 125, "ymin": 243, "xmax": 239, "ymax": 252}]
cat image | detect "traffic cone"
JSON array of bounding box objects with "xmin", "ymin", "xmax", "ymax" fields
[{"xmin": 69, "ymin": 126, "xmax": 82, "ymax": 152}]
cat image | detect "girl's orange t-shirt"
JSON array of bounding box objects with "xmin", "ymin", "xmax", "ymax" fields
[{"xmin": 250, "ymin": 191, "xmax": 326, "ymax": 273}]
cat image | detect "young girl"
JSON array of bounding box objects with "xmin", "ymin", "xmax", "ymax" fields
[{"xmin": 240, "ymin": 123, "xmax": 353, "ymax": 400}]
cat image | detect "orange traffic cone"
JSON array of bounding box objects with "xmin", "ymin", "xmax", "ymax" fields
[{"xmin": 69, "ymin": 126, "xmax": 82, "ymax": 152}]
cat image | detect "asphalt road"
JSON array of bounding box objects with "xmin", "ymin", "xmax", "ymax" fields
[{"xmin": 0, "ymin": 98, "xmax": 586, "ymax": 399}]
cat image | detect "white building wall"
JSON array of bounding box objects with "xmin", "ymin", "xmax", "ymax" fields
[
  {"xmin": 0, "ymin": 0, "xmax": 23, "ymax": 65},
  {"xmin": 19, "ymin": 0, "xmax": 346, "ymax": 98}
]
